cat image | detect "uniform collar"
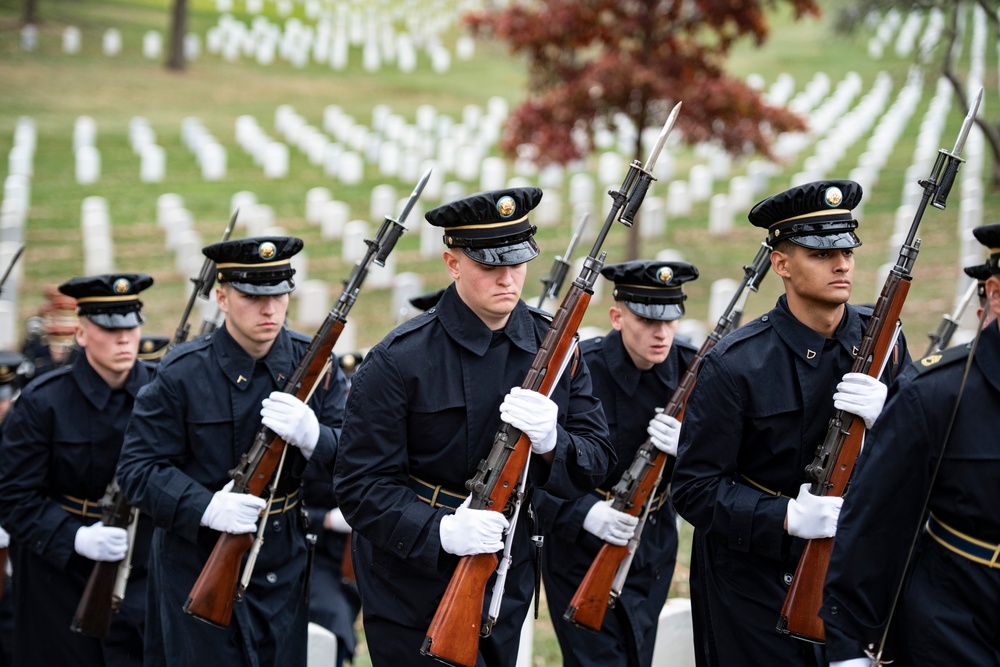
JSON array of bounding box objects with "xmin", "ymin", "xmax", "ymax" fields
[
  {"xmin": 213, "ymin": 324, "xmax": 295, "ymax": 390},
  {"xmin": 976, "ymin": 322, "xmax": 1000, "ymax": 394},
  {"xmin": 600, "ymin": 329, "xmax": 676, "ymax": 395},
  {"xmin": 770, "ymin": 295, "xmax": 864, "ymax": 367},
  {"xmin": 435, "ymin": 284, "xmax": 538, "ymax": 357},
  {"xmin": 72, "ymin": 354, "xmax": 151, "ymax": 409}
]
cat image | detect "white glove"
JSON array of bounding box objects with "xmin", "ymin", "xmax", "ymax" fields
[
  {"xmin": 830, "ymin": 659, "xmax": 872, "ymax": 667},
  {"xmin": 647, "ymin": 410, "xmax": 681, "ymax": 456},
  {"xmin": 582, "ymin": 500, "xmax": 638, "ymax": 546},
  {"xmin": 498, "ymin": 386, "xmax": 558, "ymax": 455},
  {"xmin": 74, "ymin": 522, "xmax": 128, "ymax": 562},
  {"xmin": 200, "ymin": 480, "xmax": 267, "ymax": 534},
  {"xmin": 0, "ymin": 526, "xmax": 9, "ymax": 549},
  {"xmin": 439, "ymin": 496, "xmax": 509, "ymax": 556},
  {"xmin": 325, "ymin": 508, "xmax": 352, "ymax": 534},
  {"xmin": 786, "ymin": 483, "xmax": 843, "ymax": 539},
  {"xmin": 833, "ymin": 372, "xmax": 887, "ymax": 430},
  {"xmin": 261, "ymin": 391, "xmax": 320, "ymax": 459}
]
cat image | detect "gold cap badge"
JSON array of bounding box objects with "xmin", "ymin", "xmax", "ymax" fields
[
  {"xmin": 258, "ymin": 242, "xmax": 277, "ymax": 260},
  {"xmin": 656, "ymin": 266, "xmax": 674, "ymax": 284},
  {"xmin": 496, "ymin": 196, "xmax": 516, "ymax": 218},
  {"xmin": 114, "ymin": 278, "xmax": 131, "ymax": 294},
  {"xmin": 824, "ymin": 187, "xmax": 843, "ymax": 207}
]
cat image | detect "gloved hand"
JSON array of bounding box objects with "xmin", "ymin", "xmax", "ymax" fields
[
  {"xmin": 0, "ymin": 526, "xmax": 9, "ymax": 550},
  {"xmin": 647, "ymin": 410, "xmax": 681, "ymax": 456},
  {"xmin": 261, "ymin": 391, "xmax": 320, "ymax": 459},
  {"xmin": 499, "ymin": 386, "xmax": 558, "ymax": 455},
  {"xmin": 786, "ymin": 483, "xmax": 843, "ymax": 539},
  {"xmin": 74, "ymin": 522, "xmax": 128, "ymax": 562},
  {"xmin": 833, "ymin": 372, "xmax": 887, "ymax": 430},
  {"xmin": 200, "ymin": 480, "xmax": 267, "ymax": 534},
  {"xmin": 830, "ymin": 659, "xmax": 872, "ymax": 667},
  {"xmin": 325, "ymin": 508, "xmax": 352, "ymax": 534},
  {"xmin": 582, "ymin": 500, "xmax": 639, "ymax": 546},
  {"xmin": 439, "ymin": 496, "xmax": 509, "ymax": 557}
]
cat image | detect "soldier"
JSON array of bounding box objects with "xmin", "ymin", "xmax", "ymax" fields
[
  {"xmin": 116, "ymin": 237, "xmax": 347, "ymax": 667},
  {"xmin": 0, "ymin": 349, "xmax": 26, "ymax": 667},
  {"xmin": 671, "ymin": 180, "xmax": 907, "ymax": 667},
  {"xmin": 333, "ymin": 187, "xmax": 614, "ymax": 666},
  {"xmin": 0, "ymin": 273, "xmax": 156, "ymax": 667},
  {"xmin": 820, "ymin": 222, "xmax": 1000, "ymax": 666},
  {"xmin": 537, "ymin": 260, "xmax": 699, "ymax": 666},
  {"xmin": 21, "ymin": 287, "xmax": 79, "ymax": 383}
]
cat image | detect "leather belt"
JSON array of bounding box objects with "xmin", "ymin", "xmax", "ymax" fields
[
  {"xmin": 591, "ymin": 487, "xmax": 668, "ymax": 513},
  {"xmin": 409, "ymin": 475, "xmax": 466, "ymax": 510},
  {"xmin": 57, "ymin": 494, "xmax": 104, "ymax": 519},
  {"xmin": 740, "ymin": 475, "xmax": 788, "ymax": 498},
  {"xmin": 266, "ymin": 488, "xmax": 301, "ymax": 515},
  {"xmin": 927, "ymin": 513, "xmax": 1000, "ymax": 568}
]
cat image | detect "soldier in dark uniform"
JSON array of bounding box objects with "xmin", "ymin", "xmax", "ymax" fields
[
  {"xmin": 671, "ymin": 180, "xmax": 907, "ymax": 667},
  {"xmin": 538, "ymin": 260, "xmax": 699, "ymax": 666},
  {"xmin": 333, "ymin": 187, "xmax": 614, "ymax": 666},
  {"xmin": 820, "ymin": 222, "xmax": 1000, "ymax": 667},
  {"xmin": 964, "ymin": 262, "xmax": 995, "ymax": 327},
  {"xmin": 20, "ymin": 287, "xmax": 79, "ymax": 383},
  {"xmin": 116, "ymin": 237, "xmax": 347, "ymax": 667},
  {"xmin": 137, "ymin": 334, "xmax": 170, "ymax": 363},
  {"xmin": 0, "ymin": 273, "xmax": 156, "ymax": 667},
  {"xmin": 303, "ymin": 351, "xmax": 364, "ymax": 667},
  {"xmin": 0, "ymin": 349, "xmax": 26, "ymax": 667}
]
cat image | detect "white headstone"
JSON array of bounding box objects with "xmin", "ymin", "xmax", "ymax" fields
[
  {"xmin": 103, "ymin": 28, "xmax": 122, "ymax": 56},
  {"xmin": 263, "ymin": 142, "xmax": 289, "ymax": 179},
  {"xmin": 638, "ymin": 196, "xmax": 666, "ymax": 239},
  {"xmin": 140, "ymin": 144, "xmax": 166, "ymax": 183},
  {"xmin": 8, "ymin": 146, "xmax": 32, "ymax": 178},
  {"xmin": 370, "ymin": 184, "xmax": 397, "ymax": 220},
  {"xmin": 320, "ymin": 200, "xmax": 350, "ymax": 240},
  {"xmin": 479, "ymin": 157, "xmax": 507, "ymax": 191},
  {"xmin": 143, "ymin": 31, "xmax": 163, "ymax": 59},
  {"xmin": 200, "ymin": 143, "xmax": 227, "ymax": 181},
  {"xmin": 598, "ymin": 152, "xmax": 624, "ymax": 186},
  {"xmin": 709, "ymin": 278, "xmax": 740, "ymax": 325},
  {"xmin": 338, "ymin": 151, "xmax": 364, "ymax": 185},
  {"xmin": 230, "ymin": 192, "xmax": 257, "ymax": 220},
  {"xmin": 62, "ymin": 26, "xmax": 82, "ymax": 54},
  {"xmin": 174, "ymin": 230, "xmax": 204, "ymax": 276},
  {"xmin": 74, "ymin": 116, "xmax": 97, "ymax": 150},
  {"xmin": 305, "ymin": 187, "xmax": 331, "ymax": 225},
  {"xmin": 20, "ymin": 24, "xmax": 37, "ymax": 52},
  {"xmin": 75, "ymin": 146, "xmax": 101, "ymax": 184},
  {"xmin": 708, "ymin": 194, "xmax": 731, "ymax": 235},
  {"xmin": 568, "ymin": 173, "xmax": 594, "ymax": 206},
  {"xmin": 390, "ymin": 272, "xmax": 424, "ymax": 323},
  {"xmin": 688, "ymin": 164, "xmax": 713, "ymax": 203},
  {"xmin": 185, "ymin": 33, "xmax": 201, "ymax": 60},
  {"xmin": 342, "ymin": 220, "xmax": 369, "ymax": 263},
  {"xmin": 667, "ymin": 180, "xmax": 690, "ymax": 217},
  {"xmin": 296, "ymin": 280, "xmax": 329, "ymax": 328}
]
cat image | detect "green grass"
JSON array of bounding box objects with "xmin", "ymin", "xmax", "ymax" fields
[{"xmin": 1, "ymin": 0, "xmax": 997, "ymax": 663}]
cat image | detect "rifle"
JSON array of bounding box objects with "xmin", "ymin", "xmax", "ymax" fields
[
  {"xmin": 0, "ymin": 244, "xmax": 24, "ymax": 294},
  {"xmin": 171, "ymin": 210, "xmax": 237, "ymax": 347},
  {"xmin": 565, "ymin": 240, "xmax": 771, "ymax": 632},
  {"xmin": 536, "ymin": 213, "xmax": 589, "ymax": 309},
  {"xmin": 183, "ymin": 168, "xmax": 431, "ymax": 628},
  {"xmin": 777, "ymin": 86, "xmax": 982, "ymax": 644},
  {"xmin": 420, "ymin": 102, "xmax": 681, "ymax": 667},
  {"xmin": 70, "ymin": 478, "xmax": 138, "ymax": 636},
  {"xmin": 923, "ymin": 279, "xmax": 978, "ymax": 357}
]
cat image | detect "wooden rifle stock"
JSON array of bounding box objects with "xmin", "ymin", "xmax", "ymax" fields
[
  {"xmin": 184, "ymin": 169, "xmax": 430, "ymax": 628},
  {"xmin": 778, "ymin": 87, "xmax": 981, "ymax": 641},
  {"xmin": 71, "ymin": 478, "xmax": 135, "ymax": 636},
  {"xmin": 567, "ymin": 241, "xmax": 771, "ymax": 632},
  {"xmin": 341, "ymin": 535, "xmax": 355, "ymax": 584}
]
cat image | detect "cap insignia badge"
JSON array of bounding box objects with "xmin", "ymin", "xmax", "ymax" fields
[
  {"xmin": 496, "ymin": 196, "xmax": 516, "ymax": 218},
  {"xmin": 114, "ymin": 278, "xmax": 131, "ymax": 294},
  {"xmin": 656, "ymin": 266, "xmax": 674, "ymax": 284},
  {"xmin": 824, "ymin": 187, "xmax": 843, "ymax": 207},
  {"xmin": 258, "ymin": 242, "xmax": 277, "ymax": 260}
]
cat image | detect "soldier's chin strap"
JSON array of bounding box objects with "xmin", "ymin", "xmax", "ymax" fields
[{"xmin": 868, "ymin": 309, "xmax": 988, "ymax": 665}]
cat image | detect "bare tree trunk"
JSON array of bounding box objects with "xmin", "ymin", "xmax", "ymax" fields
[
  {"xmin": 22, "ymin": 0, "xmax": 38, "ymax": 25},
  {"xmin": 166, "ymin": 0, "xmax": 188, "ymax": 71}
]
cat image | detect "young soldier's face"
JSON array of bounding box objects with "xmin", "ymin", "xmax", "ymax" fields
[
  {"xmin": 610, "ymin": 304, "xmax": 678, "ymax": 371},
  {"xmin": 76, "ymin": 319, "xmax": 141, "ymax": 377},
  {"xmin": 773, "ymin": 245, "xmax": 855, "ymax": 308},
  {"xmin": 217, "ymin": 285, "xmax": 290, "ymax": 349},
  {"xmin": 444, "ymin": 250, "xmax": 526, "ymax": 329}
]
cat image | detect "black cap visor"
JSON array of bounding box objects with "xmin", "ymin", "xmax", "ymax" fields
[
  {"xmin": 86, "ymin": 311, "xmax": 144, "ymax": 329},
  {"xmin": 229, "ymin": 279, "xmax": 296, "ymax": 296},
  {"xmin": 461, "ymin": 238, "xmax": 539, "ymax": 267},
  {"xmin": 787, "ymin": 231, "xmax": 862, "ymax": 250},
  {"xmin": 624, "ymin": 301, "xmax": 685, "ymax": 322}
]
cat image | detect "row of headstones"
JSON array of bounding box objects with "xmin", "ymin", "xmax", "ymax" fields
[
  {"xmin": 205, "ymin": 10, "xmax": 472, "ymax": 73},
  {"xmin": 0, "ymin": 118, "xmax": 35, "ymax": 348},
  {"xmin": 866, "ymin": 6, "xmax": 945, "ymax": 63},
  {"xmin": 18, "ymin": 24, "xmax": 201, "ymax": 61}
]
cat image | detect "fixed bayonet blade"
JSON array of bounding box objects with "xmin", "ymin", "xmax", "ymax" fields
[
  {"xmin": 951, "ymin": 86, "xmax": 983, "ymax": 158},
  {"xmin": 642, "ymin": 101, "xmax": 682, "ymax": 172},
  {"xmin": 562, "ymin": 212, "xmax": 589, "ymax": 261}
]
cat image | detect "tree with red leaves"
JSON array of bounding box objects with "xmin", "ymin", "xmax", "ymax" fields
[{"xmin": 464, "ymin": 0, "xmax": 821, "ymax": 257}]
